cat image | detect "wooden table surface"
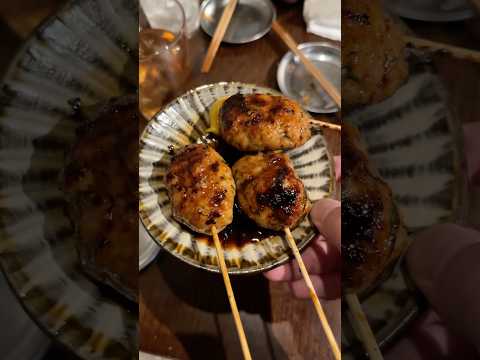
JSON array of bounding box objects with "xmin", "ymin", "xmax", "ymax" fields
[{"xmin": 140, "ymin": 4, "xmax": 341, "ymax": 360}]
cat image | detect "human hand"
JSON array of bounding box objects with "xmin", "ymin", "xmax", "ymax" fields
[
  {"xmin": 386, "ymin": 224, "xmax": 480, "ymax": 359},
  {"xmin": 264, "ymin": 156, "xmax": 341, "ymax": 299},
  {"xmin": 264, "ymin": 198, "xmax": 341, "ymax": 300}
]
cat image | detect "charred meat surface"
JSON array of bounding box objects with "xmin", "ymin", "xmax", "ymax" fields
[
  {"xmin": 342, "ymin": 0, "xmax": 408, "ymax": 109},
  {"xmin": 64, "ymin": 96, "xmax": 138, "ymax": 302},
  {"xmin": 165, "ymin": 144, "xmax": 235, "ymax": 234},
  {"xmin": 342, "ymin": 123, "xmax": 408, "ymax": 293},
  {"xmin": 232, "ymin": 153, "xmax": 310, "ymax": 231},
  {"xmin": 219, "ymin": 94, "xmax": 311, "ymax": 152}
]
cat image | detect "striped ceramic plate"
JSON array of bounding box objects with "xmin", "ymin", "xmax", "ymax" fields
[
  {"xmin": 139, "ymin": 82, "xmax": 335, "ymax": 274},
  {"xmin": 342, "ymin": 57, "xmax": 468, "ymax": 357},
  {"xmin": 0, "ymin": 1, "xmax": 137, "ymax": 359}
]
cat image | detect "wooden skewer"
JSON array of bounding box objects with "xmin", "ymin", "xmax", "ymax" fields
[
  {"xmin": 345, "ymin": 293, "xmax": 384, "ymax": 360},
  {"xmin": 310, "ymin": 119, "xmax": 341, "ymax": 131},
  {"xmin": 405, "ymin": 35, "xmax": 480, "ymax": 64},
  {"xmin": 211, "ymin": 226, "xmax": 252, "ymax": 360},
  {"xmin": 272, "ymin": 21, "xmax": 341, "ymax": 108},
  {"xmin": 201, "ymin": 0, "xmax": 238, "ymax": 73},
  {"xmin": 283, "ymin": 227, "xmax": 341, "ymax": 360}
]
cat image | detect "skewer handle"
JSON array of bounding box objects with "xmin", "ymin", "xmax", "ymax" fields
[
  {"xmin": 310, "ymin": 119, "xmax": 342, "ymax": 131},
  {"xmin": 201, "ymin": 0, "xmax": 238, "ymax": 73},
  {"xmin": 272, "ymin": 21, "xmax": 341, "ymax": 108},
  {"xmin": 345, "ymin": 293, "xmax": 384, "ymax": 360},
  {"xmin": 284, "ymin": 227, "xmax": 341, "ymax": 360},
  {"xmin": 405, "ymin": 35, "xmax": 480, "ymax": 64},
  {"xmin": 211, "ymin": 226, "xmax": 253, "ymax": 360}
]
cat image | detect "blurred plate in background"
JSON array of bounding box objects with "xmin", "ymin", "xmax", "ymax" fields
[{"xmin": 0, "ymin": 271, "xmax": 50, "ymax": 360}]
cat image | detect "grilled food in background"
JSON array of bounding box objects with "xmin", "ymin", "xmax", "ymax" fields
[
  {"xmin": 63, "ymin": 96, "xmax": 138, "ymax": 302},
  {"xmin": 217, "ymin": 94, "xmax": 312, "ymax": 152},
  {"xmin": 165, "ymin": 144, "xmax": 236, "ymax": 234},
  {"xmin": 342, "ymin": 0, "xmax": 408, "ymax": 110},
  {"xmin": 233, "ymin": 153, "xmax": 311, "ymax": 231},
  {"xmin": 342, "ymin": 123, "xmax": 410, "ymax": 294}
]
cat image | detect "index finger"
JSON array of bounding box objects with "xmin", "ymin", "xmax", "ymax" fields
[{"xmin": 310, "ymin": 199, "xmax": 341, "ymax": 252}]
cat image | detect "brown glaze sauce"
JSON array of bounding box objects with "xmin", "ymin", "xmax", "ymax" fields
[
  {"xmin": 256, "ymin": 158, "xmax": 300, "ymax": 222},
  {"xmin": 174, "ymin": 134, "xmax": 282, "ymax": 247},
  {"xmin": 342, "ymin": 194, "xmax": 383, "ymax": 267},
  {"xmin": 193, "ymin": 202, "xmax": 282, "ymax": 248},
  {"xmin": 218, "ymin": 202, "xmax": 281, "ymax": 248}
]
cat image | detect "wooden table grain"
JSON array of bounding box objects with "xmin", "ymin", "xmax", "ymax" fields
[{"xmin": 140, "ymin": 3, "xmax": 341, "ymax": 360}]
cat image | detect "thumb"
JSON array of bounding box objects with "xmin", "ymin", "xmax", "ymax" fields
[
  {"xmin": 310, "ymin": 199, "xmax": 341, "ymax": 252},
  {"xmin": 406, "ymin": 223, "xmax": 480, "ymax": 353}
]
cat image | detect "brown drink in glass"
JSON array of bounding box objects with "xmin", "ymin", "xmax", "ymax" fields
[{"xmin": 139, "ymin": 0, "xmax": 189, "ymax": 120}]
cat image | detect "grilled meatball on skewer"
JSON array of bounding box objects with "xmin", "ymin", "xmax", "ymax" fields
[
  {"xmin": 233, "ymin": 153, "xmax": 341, "ymax": 357},
  {"xmin": 342, "ymin": 123, "xmax": 409, "ymax": 294},
  {"xmin": 219, "ymin": 94, "xmax": 312, "ymax": 152},
  {"xmin": 64, "ymin": 96, "xmax": 138, "ymax": 302},
  {"xmin": 232, "ymin": 153, "xmax": 310, "ymax": 231},
  {"xmin": 342, "ymin": 0, "xmax": 408, "ymax": 109},
  {"xmin": 165, "ymin": 144, "xmax": 236, "ymax": 235}
]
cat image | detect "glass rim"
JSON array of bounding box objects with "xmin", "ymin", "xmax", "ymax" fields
[{"xmin": 139, "ymin": 0, "xmax": 186, "ymax": 50}]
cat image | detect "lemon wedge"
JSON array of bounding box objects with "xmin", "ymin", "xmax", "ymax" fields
[{"xmin": 206, "ymin": 97, "xmax": 228, "ymax": 135}]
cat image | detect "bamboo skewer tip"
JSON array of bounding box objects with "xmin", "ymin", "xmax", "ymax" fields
[
  {"xmin": 405, "ymin": 35, "xmax": 480, "ymax": 64},
  {"xmin": 310, "ymin": 119, "xmax": 342, "ymax": 131}
]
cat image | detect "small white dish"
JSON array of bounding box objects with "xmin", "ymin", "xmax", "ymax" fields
[{"xmin": 277, "ymin": 42, "xmax": 340, "ymax": 114}]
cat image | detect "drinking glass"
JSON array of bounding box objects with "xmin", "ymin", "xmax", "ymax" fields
[{"xmin": 139, "ymin": 0, "xmax": 190, "ymax": 119}]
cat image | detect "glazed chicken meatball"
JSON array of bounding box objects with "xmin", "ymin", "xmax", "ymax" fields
[
  {"xmin": 64, "ymin": 96, "xmax": 139, "ymax": 302},
  {"xmin": 342, "ymin": 0, "xmax": 408, "ymax": 109},
  {"xmin": 342, "ymin": 123, "xmax": 409, "ymax": 293},
  {"xmin": 219, "ymin": 94, "xmax": 312, "ymax": 152},
  {"xmin": 165, "ymin": 144, "xmax": 235, "ymax": 234},
  {"xmin": 232, "ymin": 153, "xmax": 310, "ymax": 231}
]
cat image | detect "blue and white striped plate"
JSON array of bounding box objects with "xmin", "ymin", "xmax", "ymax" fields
[{"xmin": 139, "ymin": 82, "xmax": 335, "ymax": 274}]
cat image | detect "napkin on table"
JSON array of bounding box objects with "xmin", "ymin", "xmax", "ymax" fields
[
  {"xmin": 303, "ymin": 0, "xmax": 341, "ymax": 41},
  {"xmin": 140, "ymin": 0, "xmax": 199, "ymax": 37}
]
